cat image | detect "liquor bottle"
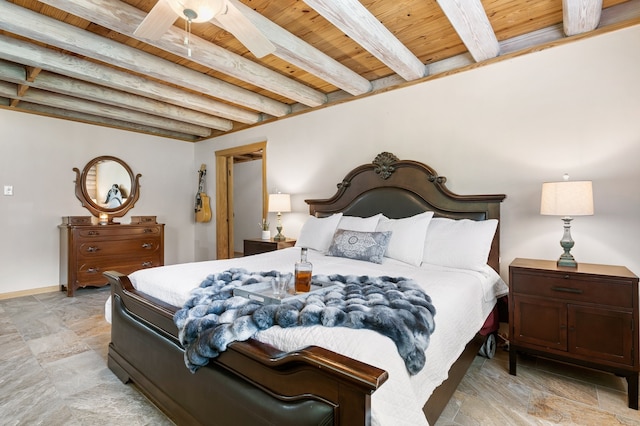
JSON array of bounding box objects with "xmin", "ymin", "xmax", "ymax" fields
[{"xmin": 294, "ymin": 247, "xmax": 313, "ymax": 293}]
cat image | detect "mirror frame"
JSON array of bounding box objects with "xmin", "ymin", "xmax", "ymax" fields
[{"xmin": 73, "ymin": 155, "xmax": 141, "ymax": 221}]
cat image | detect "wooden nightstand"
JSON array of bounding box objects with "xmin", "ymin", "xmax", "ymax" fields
[
  {"xmin": 243, "ymin": 238, "xmax": 296, "ymax": 256},
  {"xmin": 509, "ymin": 258, "xmax": 639, "ymax": 409}
]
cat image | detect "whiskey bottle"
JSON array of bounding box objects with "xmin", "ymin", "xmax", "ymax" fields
[{"xmin": 294, "ymin": 247, "xmax": 313, "ymax": 293}]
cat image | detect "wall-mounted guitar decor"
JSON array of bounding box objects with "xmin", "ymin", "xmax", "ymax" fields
[{"xmin": 195, "ymin": 164, "xmax": 212, "ymax": 223}]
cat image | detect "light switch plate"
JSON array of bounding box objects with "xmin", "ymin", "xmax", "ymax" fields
[{"xmin": 4, "ymin": 185, "xmax": 13, "ymax": 196}]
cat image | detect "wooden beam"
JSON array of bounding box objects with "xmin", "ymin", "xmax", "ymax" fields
[
  {"xmin": 8, "ymin": 66, "xmax": 40, "ymax": 107},
  {"xmin": 436, "ymin": 0, "xmax": 500, "ymax": 62},
  {"xmin": 0, "ymin": 60, "xmax": 232, "ymax": 131},
  {"xmin": 228, "ymin": 0, "xmax": 372, "ymax": 96},
  {"xmin": 301, "ymin": 0, "xmax": 426, "ymax": 81},
  {"xmin": 563, "ymin": 0, "xmax": 603, "ymax": 36},
  {"xmin": 0, "ymin": 34, "xmax": 257, "ymax": 125},
  {"xmin": 0, "ymin": 1, "xmax": 290, "ymax": 117},
  {"xmin": 11, "ymin": 101, "xmax": 199, "ymax": 141},
  {"xmin": 0, "ymin": 80, "xmax": 212, "ymax": 137},
  {"xmin": 43, "ymin": 0, "xmax": 328, "ymax": 108}
]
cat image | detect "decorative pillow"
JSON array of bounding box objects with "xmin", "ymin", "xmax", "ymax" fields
[
  {"xmin": 422, "ymin": 218, "xmax": 498, "ymax": 271},
  {"xmin": 327, "ymin": 230, "xmax": 392, "ymax": 264},
  {"xmin": 337, "ymin": 214, "xmax": 384, "ymax": 232},
  {"xmin": 295, "ymin": 213, "xmax": 343, "ymax": 253},
  {"xmin": 375, "ymin": 211, "xmax": 434, "ymax": 266}
]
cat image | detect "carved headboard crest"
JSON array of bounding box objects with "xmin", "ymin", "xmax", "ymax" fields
[{"xmin": 373, "ymin": 151, "xmax": 399, "ymax": 180}]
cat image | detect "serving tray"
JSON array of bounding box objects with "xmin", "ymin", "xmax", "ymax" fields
[{"xmin": 233, "ymin": 280, "xmax": 338, "ymax": 305}]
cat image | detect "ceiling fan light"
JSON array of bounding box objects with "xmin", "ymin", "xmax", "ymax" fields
[{"xmin": 166, "ymin": 0, "xmax": 225, "ymax": 23}]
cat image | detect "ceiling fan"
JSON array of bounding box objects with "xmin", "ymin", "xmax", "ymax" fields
[{"xmin": 134, "ymin": 0, "xmax": 275, "ymax": 58}]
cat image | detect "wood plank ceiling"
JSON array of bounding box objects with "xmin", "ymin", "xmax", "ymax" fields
[{"xmin": 0, "ymin": 0, "xmax": 638, "ymax": 141}]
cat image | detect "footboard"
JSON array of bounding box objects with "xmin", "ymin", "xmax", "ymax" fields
[{"xmin": 105, "ymin": 271, "xmax": 388, "ymax": 426}]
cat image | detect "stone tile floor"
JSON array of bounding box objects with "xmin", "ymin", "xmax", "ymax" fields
[{"xmin": 1, "ymin": 286, "xmax": 638, "ymax": 425}]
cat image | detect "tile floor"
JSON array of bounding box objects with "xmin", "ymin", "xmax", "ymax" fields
[{"xmin": 1, "ymin": 287, "xmax": 639, "ymax": 425}]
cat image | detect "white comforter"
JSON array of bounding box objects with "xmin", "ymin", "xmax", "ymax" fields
[{"xmin": 105, "ymin": 248, "xmax": 507, "ymax": 426}]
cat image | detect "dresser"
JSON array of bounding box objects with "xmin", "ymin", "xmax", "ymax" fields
[
  {"xmin": 60, "ymin": 218, "xmax": 164, "ymax": 296},
  {"xmin": 243, "ymin": 238, "xmax": 296, "ymax": 256},
  {"xmin": 509, "ymin": 258, "xmax": 639, "ymax": 409}
]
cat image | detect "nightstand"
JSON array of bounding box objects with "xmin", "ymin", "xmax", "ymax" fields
[
  {"xmin": 243, "ymin": 238, "xmax": 296, "ymax": 256},
  {"xmin": 509, "ymin": 258, "xmax": 639, "ymax": 409}
]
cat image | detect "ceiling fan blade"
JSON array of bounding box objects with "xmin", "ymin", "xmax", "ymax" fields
[
  {"xmin": 212, "ymin": 1, "xmax": 275, "ymax": 58},
  {"xmin": 134, "ymin": 0, "xmax": 178, "ymax": 40}
]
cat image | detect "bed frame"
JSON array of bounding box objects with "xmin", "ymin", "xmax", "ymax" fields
[{"xmin": 105, "ymin": 152, "xmax": 505, "ymax": 425}]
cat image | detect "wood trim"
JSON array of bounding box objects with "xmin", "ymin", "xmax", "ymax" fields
[
  {"xmin": 0, "ymin": 286, "xmax": 59, "ymax": 300},
  {"xmin": 215, "ymin": 141, "xmax": 267, "ymax": 259}
]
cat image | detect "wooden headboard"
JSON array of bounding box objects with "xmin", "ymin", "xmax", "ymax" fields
[{"xmin": 305, "ymin": 152, "xmax": 506, "ymax": 272}]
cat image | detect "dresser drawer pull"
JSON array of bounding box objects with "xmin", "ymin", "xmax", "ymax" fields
[
  {"xmin": 87, "ymin": 267, "xmax": 100, "ymax": 274},
  {"xmin": 141, "ymin": 243, "xmax": 153, "ymax": 249},
  {"xmin": 143, "ymin": 228, "xmax": 154, "ymax": 233},
  {"xmin": 86, "ymin": 246, "xmax": 99, "ymax": 253},
  {"xmin": 141, "ymin": 261, "xmax": 153, "ymax": 267},
  {"xmin": 88, "ymin": 231, "xmax": 100, "ymax": 236},
  {"xmin": 551, "ymin": 286, "xmax": 583, "ymax": 294}
]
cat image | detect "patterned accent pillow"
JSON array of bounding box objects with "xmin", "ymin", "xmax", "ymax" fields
[{"xmin": 327, "ymin": 229, "xmax": 392, "ymax": 264}]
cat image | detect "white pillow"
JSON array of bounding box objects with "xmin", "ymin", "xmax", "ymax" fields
[
  {"xmin": 375, "ymin": 211, "xmax": 434, "ymax": 266},
  {"xmin": 337, "ymin": 214, "xmax": 383, "ymax": 232},
  {"xmin": 295, "ymin": 213, "xmax": 343, "ymax": 253},
  {"xmin": 422, "ymin": 218, "xmax": 498, "ymax": 271}
]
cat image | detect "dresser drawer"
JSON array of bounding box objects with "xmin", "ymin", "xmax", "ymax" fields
[
  {"xmin": 77, "ymin": 238, "xmax": 161, "ymax": 258},
  {"xmin": 511, "ymin": 270, "xmax": 632, "ymax": 308},
  {"xmin": 77, "ymin": 256, "xmax": 160, "ymax": 286},
  {"xmin": 76, "ymin": 225, "xmax": 161, "ymax": 239}
]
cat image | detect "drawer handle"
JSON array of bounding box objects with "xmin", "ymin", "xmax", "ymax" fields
[
  {"xmin": 86, "ymin": 246, "xmax": 99, "ymax": 253},
  {"xmin": 141, "ymin": 261, "xmax": 153, "ymax": 267},
  {"xmin": 88, "ymin": 231, "xmax": 100, "ymax": 236},
  {"xmin": 141, "ymin": 243, "xmax": 153, "ymax": 249},
  {"xmin": 551, "ymin": 286, "xmax": 583, "ymax": 294},
  {"xmin": 143, "ymin": 228, "xmax": 154, "ymax": 233},
  {"xmin": 87, "ymin": 267, "xmax": 100, "ymax": 273}
]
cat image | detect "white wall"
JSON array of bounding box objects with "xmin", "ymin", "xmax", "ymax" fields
[
  {"xmin": 0, "ymin": 112, "xmax": 195, "ymax": 294},
  {"xmin": 194, "ymin": 24, "xmax": 640, "ymax": 280}
]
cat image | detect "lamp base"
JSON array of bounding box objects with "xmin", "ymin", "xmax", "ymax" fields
[
  {"xmin": 557, "ymin": 216, "xmax": 578, "ymax": 268},
  {"xmin": 557, "ymin": 254, "xmax": 577, "ymax": 268},
  {"xmin": 273, "ymin": 225, "xmax": 285, "ymax": 241}
]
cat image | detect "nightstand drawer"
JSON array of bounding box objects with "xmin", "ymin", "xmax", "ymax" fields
[{"xmin": 511, "ymin": 271, "xmax": 632, "ymax": 308}]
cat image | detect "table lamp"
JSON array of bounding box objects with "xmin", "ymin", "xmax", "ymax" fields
[
  {"xmin": 268, "ymin": 193, "xmax": 291, "ymax": 241},
  {"xmin": 540, "ymin": 174, "xmax": 594, "ymax": 268}
]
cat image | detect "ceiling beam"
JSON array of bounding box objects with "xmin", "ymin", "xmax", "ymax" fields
[
  {"xmin": 301, "ymin": 0, "xmax": 427, "ymax": 81},
  {"xmin": 563, "ymin": 0, "xmax": 603, "ymax": 36},
  {"xmin": 436, "ymin": 0, "xmax": 500, "ymax": 62},
  {"xmin": 228, "ymin": 0, "xmax": 372, "ymax": 96},
  {"xmin": 9, "ymin": 66, "xmax": 40, "ymax": 108},
  {"xmin": 0, "ymin": 34, "xmax": 258, "ymax": 125},
  {"xmin": 0, "ymin": 1, "xmax": 290, "ymax": 117},
  {"xmin": 0, "ymin": 80, "xmax": 212, "ymax": 137},
  {"xmin": 12, "ymin": 101, "xmax": 200, "ymax": 141},
  {"xmin": 42, "ymin": 0, "xmax": 328, "ymax": 108},
  {"xmin": 0, "ymin": 60, "xmax": 232, "ymax": 131}
]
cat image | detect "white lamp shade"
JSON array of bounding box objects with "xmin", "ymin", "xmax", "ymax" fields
[
  {"xmin": 268, "ymin": 193, "xmax": 291, "ymax": 213},
  {"xmin": 540, "ymin": 181, "xmax": 594, "ymax": 216}
]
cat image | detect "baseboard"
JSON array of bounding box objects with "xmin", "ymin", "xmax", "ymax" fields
[{"xmin": 0, "ymin": 285, "xmax": 59, "ymax": 300}]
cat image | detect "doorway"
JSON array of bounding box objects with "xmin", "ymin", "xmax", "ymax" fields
[{"xmin": 215, "ymin": 142, "xmax": 267, "ymax": 259}]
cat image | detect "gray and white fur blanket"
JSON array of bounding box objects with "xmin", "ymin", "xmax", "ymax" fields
[{"xmin": 174, "ymin": 268, "xmax": 436, "ymax": 375}]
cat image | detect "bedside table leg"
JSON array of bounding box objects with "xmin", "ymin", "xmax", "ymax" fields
[
  {"xmin": 627, "ymin": 373, "xmax": 639, "ymax": 410},
  {"xmin": 509, "ymin": 345, "xmax": 517, "ymax": 375}
]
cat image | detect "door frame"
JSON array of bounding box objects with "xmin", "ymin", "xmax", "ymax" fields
[{"xmin": 215, "ymin": 142, "xmax": 267, "ymax": 259}]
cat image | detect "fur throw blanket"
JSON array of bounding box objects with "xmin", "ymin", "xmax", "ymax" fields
[{"xmin": 174, "ymin": 268, "xmax": 436, "ymax": 375}]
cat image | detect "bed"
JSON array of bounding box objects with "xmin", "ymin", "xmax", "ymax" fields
[{"xmin": 104, "ymin": 152, "xmax": 507, "ymax": 425}]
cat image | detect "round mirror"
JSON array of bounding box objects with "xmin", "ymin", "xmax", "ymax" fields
[{"xmin": 73, "ymin": 156, "xmax": 141, "ymax": 221}]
